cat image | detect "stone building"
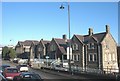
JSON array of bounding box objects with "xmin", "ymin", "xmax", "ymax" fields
[{"xmin": 71, "ymin": 25, "xmax": 118, "ymax": 73}]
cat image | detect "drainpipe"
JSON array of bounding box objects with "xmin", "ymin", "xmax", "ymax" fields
[
  {"xmin": 82, "ymin": 45, "xmax": 85, "ymax": 71},
  {"xmin": 85, "ymin": 44, "xmax": 88, "ymax": 71},
  {"xmin": 98, "ymin": 44, "xmax": 101, "ymax": 70}
]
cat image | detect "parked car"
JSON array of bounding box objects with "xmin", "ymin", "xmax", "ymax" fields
[
  {"xmin": 54, "ymin": 65, "xmax": 68, "ymax": 71},
  {"xmin": 16, "ymin": 64, "xmax": 29, "ymax": 72},
  {"xmin": 18, "ymin": 59, "xmax": 28, "ymax": 64},
  {"xmin": 116, "ymin": 73, "xmax": 120, "ymax": 81},
  {"xmin": 0, "ymin": 64, "xmax": 10, "ymax": 73},
  {"xmin": 3, "ymin": 67, "xmax": 21, "ymax": 80},
  {"xmin": 0, "ymin": 73, "xmax": 7, "ymax": 81},
  {"xmin": 13, "ymin": 58, "xmax": 18, "ymax": 63},
  {"xmin": 13, "ymin": 72, "xmax": 42, "ymax": 81}
]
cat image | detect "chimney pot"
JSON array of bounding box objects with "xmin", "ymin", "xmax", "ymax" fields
[
  {"xmin": 106, "ymin": 25, "xmax": 110, "ymax": 33},
  {"xmin": 88, "ymin": 28, "xmax": 93, "ymax": 36},
  {"xmin": 63, "ymin": 34, "xmax": 67, "ymax": 42}
]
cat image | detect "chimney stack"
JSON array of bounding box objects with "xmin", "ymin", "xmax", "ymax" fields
[
  {"xmin": 63, "ymin": 34, "xmax": 67, "ymax": 42},
  {"xmin": 88, "ymin": 28, "xmax": 93, "ymax": 36},
  {"xmin": 106, "ymin": 25, "xmax": 110, "ymax": 33}
]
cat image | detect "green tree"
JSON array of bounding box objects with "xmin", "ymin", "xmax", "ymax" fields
[
  {"xmin": 2, "ymin": 46, "xmax": 9, "ymax": 58},
  {"xmin": 9, "ymin": 48, "xmax": 16, "ymax": 59},
  {"xmin": 2, "ymin": 46, "xmax": 16, "ymax": 59}
]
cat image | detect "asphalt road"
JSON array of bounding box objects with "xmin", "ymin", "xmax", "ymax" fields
[
  {"xmin": 2, "ymin": 60, "xmax": 87, "ymax": 80},
  {"xmin": 2, "ymin": 60, "xmax": 117, "ymax": 81}
]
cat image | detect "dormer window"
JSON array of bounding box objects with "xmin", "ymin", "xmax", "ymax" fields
[
  {"xmin": 38, "ymin": 47, "xmax": 42, "ymax": 51},
  {"xmin": 72, "ymin": 43, "xmax": 78, "ymax": 50},
  {"xmin": 50, "ymin": 45, "xmax": 56, "ymax": 51},
  {"xmin": 88, "ymin": 43, "xmax": 94, "ymax": 49}
]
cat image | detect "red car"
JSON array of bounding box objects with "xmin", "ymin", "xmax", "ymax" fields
[{"xmin": 3, "ymin": 67, "xmax": 21, "ymax": 80}]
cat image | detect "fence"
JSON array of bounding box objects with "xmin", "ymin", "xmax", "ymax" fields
[{"xmin": 31, "ymin": 59, "xmax": 119, "ymax": 75}]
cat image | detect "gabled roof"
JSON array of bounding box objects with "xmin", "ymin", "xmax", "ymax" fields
[
  {"xmin": 74, "ymin": 35, "xmax": 84, "ymax": 44},
  {"xmin": 74, "ymin": 32, "xmax": 106, "ymax": 44},
  {"xmin": 92, "ymin": 32, "xmax": 106, "ymax": 42},
  {"xmin": 59, "ymin": 47, "xmax": 66, "ymax": 54},
  {"xmin": 54, "ymin": 38, "xmax": 67, "ymax": 45},
  {"xmin": 18, "ymin": 41, "xmax": 24, "ymax": 45},
  {"xmin": 17, "ymin": 40, "xmax": 39, "ymax": 46},
  {"xmin": 32, "ymin": 41, "xmax": 39, "ymax": 45},
  {"xmin": 39, "ymin": 39, "xmax": 50, "ymax": 47},
  {"xmin": 43, "ymin": 40, "xmax": 50, "ymax": 45}
]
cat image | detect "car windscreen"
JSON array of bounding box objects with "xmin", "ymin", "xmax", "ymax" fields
[
  {"xmin": 7, "ymin": 69, "xmax": 18, "ymax": 73},
  {"xmin": 20, "ymin": 65, "xmax": 27, "ymax": 67},
  {"xmin": 23, "ymin": 74, "xmax": 41, "ymax": 79}
]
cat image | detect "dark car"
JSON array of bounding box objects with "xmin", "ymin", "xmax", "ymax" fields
[
  {"xmin": 116, "ymin": 74, "xmax": 120, "ymax": 81},
  {"xmin": 0, "ymin": 73, "xmax": 7, "ymax": 81},
  {"xmin": 13, "ymin": 72, "xmax": 42, "ymax": 81},
  {"xmin": 0, "ymin": 64, "xmax": 10, "ymax": 73}
]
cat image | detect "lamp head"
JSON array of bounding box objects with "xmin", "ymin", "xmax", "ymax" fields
[{"xmin": 60, "ymin": 4, "xmax": 64, "ymax": 9}]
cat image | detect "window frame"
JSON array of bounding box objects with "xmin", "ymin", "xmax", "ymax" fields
[{"xmin": 89, "ymin": 53, "xmax": 97, "ymax": 62}]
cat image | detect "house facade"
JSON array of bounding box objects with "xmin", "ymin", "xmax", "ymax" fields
[
  {"xmin": 15, "ymin": 25, "xmax": 118, "ymax": 73},
  {"xmin": 36, "ymin": 39, "xmax": 50, "ymax": 59},
  {"xmin": 15, "ymin": 40, "xmax": 38, "ymax": 59},
  {"xmin": 71, "ymin": 25, "xmax": 118, "ymax": 72},
  {"xmin": 47, "ymin": 35, "xmax": 68, "ymax": 60},
  {"xmin": 29, "ymin": 41, "xmax": 39, "ymax": 62}
]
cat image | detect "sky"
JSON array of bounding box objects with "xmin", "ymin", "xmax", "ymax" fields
[{"xmin": 1, "ymin": 2, "xmax": 119, "ymax": 46}]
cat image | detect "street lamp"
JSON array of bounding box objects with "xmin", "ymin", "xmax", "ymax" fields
[{"xmin": 60, "ymin": 2, "xmax": 71, "ymax": 73}]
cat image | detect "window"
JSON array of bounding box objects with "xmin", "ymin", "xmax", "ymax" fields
[
  {"xmin": 50, "ymin": 45, "xmax": 56, "ymax": 51},
  {"xmin": 91, "ymin": 43, "xmax": 95, "ymax": 49},
  {"xmin": 108, "ymin": 53, "xmax": 111, "ymax": 61},
  {"xmin": 89, "ymin": 54, "xmax": 93, "ymax": 61},
  {"xmin": 88, "ymin": 44, "xmax": 90, "ymax": 49},
  {"xmin": 106, "ymin": 45, "xmax": 109, "ymax": 49},
  {"xmin": 77, "ymin": 55, "xmax": 80, "ymax": 61},
  {"xmin": 89, "ymin": 53, "xmax": 97, "ymax": 62},
  {"xmin": 88, "ymin": 43, "xmax": 95, "ymax": 49},
  {"xmin": 74, "ymin": 55, "xmax": 77, "ymax": 61},
  {"xmin": 72, "ymin": 43, "xmax": 78, "ymax": 50},
  {"xmin": 94, "ymin": 54, "xmax": 97, "ymax": 62},
  {"xmin": 38, "ymin": 46, "xmax": 42, "ymax": 51},
  {"xmin": 112, "ymin": 53, "xmax": 116, "ymax": 61},
  {"xmin": 105, "ymin": 54, "xmax": 107, "ymax": 61}
]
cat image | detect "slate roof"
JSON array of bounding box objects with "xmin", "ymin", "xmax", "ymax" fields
[
  {"xmin": 74, "ymin": 32, "xmax": 106, "ymax": 44},
  {"xmin": 43, "ymin": 40, "xmax": 50, "ymax": 45},
  {"xmin": 17, "ymin": 40, "xmax": 39, "ymax": 46},
  {"xmin": 54, "ymin": 38, "xmax": 67, "ymax": 45},
  {"xmin": 59, "ymin": 47, "xmax": 66, "ymax": 54},
  {"xmin": 32, "ymin": 41, "xmax": 39, "ymax": 45}
]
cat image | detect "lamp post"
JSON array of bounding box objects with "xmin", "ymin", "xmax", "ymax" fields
[{"xmin": 60, "ymin": 2, "xmax": 71, "ymax": 73}]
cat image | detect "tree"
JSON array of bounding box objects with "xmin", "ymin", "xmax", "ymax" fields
[
  {"xmin": 2, "ymin": 46, "xmax": 16, "ymax": 59},
  {"xmin": 2, "ymin": 46, "xmax": 9, "ymax": 58},
  {"xmin": 9, "ymin": 48, "xmax": 16, "ymax": 59}
]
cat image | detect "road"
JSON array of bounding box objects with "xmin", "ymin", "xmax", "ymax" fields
[
  {"xmin": 2, "ymin": 60, "xmax": 117, "ymax": 81},
  {"xmin": 2, "ymin": 60, "xmax": 89, "ymax": 80}
]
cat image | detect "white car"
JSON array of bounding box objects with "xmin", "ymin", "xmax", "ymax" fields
[{"xmin": 17, "ymin": 64, "xmax": 29, "ymax": 72}]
